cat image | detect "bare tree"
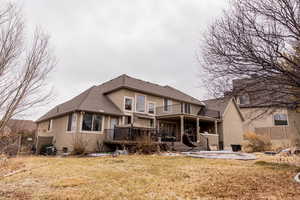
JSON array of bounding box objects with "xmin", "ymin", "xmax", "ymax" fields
[
  {"xmin": 200, "ymin": 0, "xmax": 300, "ymax": 108},
  {"xmin": 0, "ymin": 3, "xmax": 55, "ymax": 134}
]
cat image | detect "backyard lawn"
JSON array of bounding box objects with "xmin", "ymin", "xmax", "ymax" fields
[{"xmin": 0, "ymin": 155, "xmax": 300, "ymax": 200}]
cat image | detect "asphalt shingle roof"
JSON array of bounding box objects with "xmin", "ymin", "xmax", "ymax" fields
[
  {"xmin": 37, "ymin": 74, "xmax": 203, "ymax": 122},
  {"xmin": 202, "ymin": 97, "xmax": 231, "ymax": 115}
]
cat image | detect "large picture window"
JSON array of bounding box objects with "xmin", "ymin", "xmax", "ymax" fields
[
  {"xmin": 67, "ymin": 113, "xmax": 77, "ymax": 132},
  {"xmin": 274, "ymin": 113, "xmax": 288, "ymax": 126},
  {"xmin": 136, "ymin": 95, "xmax": 146, "ymax": 112},
  {"xmin": 124, "ymin": 97, "xmax": 133, "ymax": 111},
  {"xmin": 82, "ymin": 113, "xmax": 103, "ymax": 132}
]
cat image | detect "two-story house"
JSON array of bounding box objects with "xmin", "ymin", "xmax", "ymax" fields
[
  {"xmin": 232, "ymin": 79, "xmax": 300, "ymax": 147},
  {"xmin": 36, "ymin": 74, "xmax": 224, "ymax": 153}
]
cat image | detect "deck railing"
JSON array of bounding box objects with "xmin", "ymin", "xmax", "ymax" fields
[
  {"xmin": 104, "ymin": 127, "xmax": 159, "ymax": 143},
  {"xmin": 156, "ymin": 104, "xmax": 220, "ymax": 119},
  {"xmin": 104, "ymin": 127, "xmax": 178, "ymax": 143}
]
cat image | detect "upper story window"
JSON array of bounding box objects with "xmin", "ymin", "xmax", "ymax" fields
[
  {"xmin": 237, "ymin": 94, "xmax": 250, "ymax": 105},
  {"xmin": 184, "ymin": 103, "xmax": 191, "ymax": 114},
  {"xmin": 274, "ymin": 113, "xmax": 288, "ymax": 126},
  {"xmin": 148, "ymin": 102, "xmax": 155, "ymax": 114},
  {"xmin": 136, "ymin": 95, "xmax": 146, "ymax": 112},
  {"xmin": 164, "ymin": 98, "xmax": 172, "ymax": 112},
  {"xmin": 82, "ymin": 113, "xmax": 103, "ymax": 132},
  {"xmin": 67, "ymin": 113, "xmax": 77, "ymax": 132},
  {"xmin": 124, "ymin": 97, "xmax": 133, "ymax": 111},
  {"xmin": 47, "ymin": 120, "xmax": 52, "ymax": 131}
]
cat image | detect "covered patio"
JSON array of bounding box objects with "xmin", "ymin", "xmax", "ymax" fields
[{"xmin": 157, "ymin": 114, "xmax": 220, "ymax": 143}]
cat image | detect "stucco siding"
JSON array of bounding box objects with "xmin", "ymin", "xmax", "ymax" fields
[
  {"xmin": 241, "ymin": 107, "xmax": 300, "ymax": 145},
  {"xmin": 107, "ymin": 88, "xmax": 200, "ymax": 117},
  {"xmin": 222, "ymin": 100, "xmax": 244, "ymax": 149},
  {"xmin": 37, "ymin": 120, "xmax": 55, "ymax": 138},
  {"xmin": 241, "ymin": 108, "xmax": 288, "ymax": 132},
  {"xmin": 134, "ymin": 118, "xmax": 152, "ymax": 127},
  {"xmin": 37, "ymin": 112, "xmax": 114, "ymax": 153}
]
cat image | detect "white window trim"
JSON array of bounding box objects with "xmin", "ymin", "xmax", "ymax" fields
[
  {"xmin": 183, "ymin": 103, "xmax": 191, "ymax": 114},
  {"xmin": 148, "ymin": 101, "xmax": 156, "ymax": 115},
  {"xmin": 66, "ymin": 113, "xmax": 77, "ymax": 133},
  {"xmin": 47, "ymin": 119, "xmax": 53, "ymax": 132},
  {"xmin": 123, "ymin": 114, "xmax": 133, "ymax": 125},
  {"xmin": 79, "ymin": 113, "xmax": 104, "ymax": 134},
  {"xmin": 163, "ymin": 99, "xmax": 172, "ymax": 113},
  {"xmin": 123, "ymin": 96, "xmax": 134, "ymax": 112},
  {"xmin": 273, "ymin": 113, "xmax": 289, "ymax": 126},
  {"xmin": 110, "ymin": 117, "xmax": 119, "ymax": 129},
  {"xmin": 135, "ymin": 93, "xmax": 147, "ymax": 113}
]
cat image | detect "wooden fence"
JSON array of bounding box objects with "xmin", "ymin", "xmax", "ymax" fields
[{"xmin": 255, "ymin": 126, "xmax": 299, "ymax": 140}]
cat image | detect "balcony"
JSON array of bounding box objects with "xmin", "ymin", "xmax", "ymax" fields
[{"xmin": 156, "ymin": 104, "xmax": 220, "ymax": 119}]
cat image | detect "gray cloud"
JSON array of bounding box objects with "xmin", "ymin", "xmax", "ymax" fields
[{"xmin": 17, "ymin": 0, "xmax": 227, "ymax": 120}]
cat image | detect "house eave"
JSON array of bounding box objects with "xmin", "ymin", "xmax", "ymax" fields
[{"xmin": 103, "ymin": 86, "xmax": 205, "ymax": 106}]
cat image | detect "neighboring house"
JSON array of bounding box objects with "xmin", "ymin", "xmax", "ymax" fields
[
  {"xmin": 233, "ymin": 79, "xmax": 300, "ymax": 146},
  {"xmin": 0, "ymin": 119, "xmax": 37, "ymax": 154},
  {"xmin": 0, "ymin": 119, "xmax": 37, "ymax": 136},
  {"xmin": 6, "ymin": 120, "xmax": 37, "ymax": 134},
  {"xmin": 203, "ymin": 97, "xmax": 245, "ymax": 150},
  {"xmin": 36, "ymin": 74, "xmax": 223, "ymax": 153}
]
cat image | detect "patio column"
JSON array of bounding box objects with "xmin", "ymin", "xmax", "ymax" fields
[
  {"xmin": 215, "ymin": 120, "xmax": 218, "ymax": 135},
  {"xmin": 196, "ymin": 117, "xmax": 200, "ymax": 142},
  {"xmin": 122, "ymin": 116, "xmax": 125, "ymax": 125},
  {"xmin": 196, "ymin": 118, "xmax": 200, "ymax": 134},
  {"xmin": 180, "ymin": 115, "xmax": 184, "ymax": 142}
]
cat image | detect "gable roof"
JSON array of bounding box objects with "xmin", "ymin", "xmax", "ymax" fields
[
  {"xmin": 232, "ymin": 78, "xmax": 293, "ymax": 108},
  {"xmin": 102, "ymin": 74, "xmax": 204, "ymax": 105},
  {"xmin": 203, "ymin": 97, "xmax": 244, "ymax": 121},
  {"xmin": 37, "ymin": 74, "xmax": 203, "ymax": 122},
  {"xmin": 37, "ymin": 86, "xmax": 124, "ymax": 122}
]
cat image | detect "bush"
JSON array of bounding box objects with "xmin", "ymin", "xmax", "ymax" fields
[
  {"xmin": 71, "ymin": 134, "xmax": 88, "ymax": 155},
  {"xmin": 0, "ymin": 135, "xmax": 20, "ymax": 157},
  {"xmin": 242, "ymin": 132, "xmax": 272, "ymax": 153},
  {"xmin": 135, "ymin": 143, "xmax": 159, "ymax": 154}
]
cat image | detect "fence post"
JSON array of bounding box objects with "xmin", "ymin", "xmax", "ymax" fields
[{"xmin": 17, "ymin": 135, "xmax": 22, "ymax": 155}]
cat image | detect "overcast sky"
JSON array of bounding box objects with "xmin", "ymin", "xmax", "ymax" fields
[{"xmin": 17, "ymin": 0, "xmax": 228, "ymax": 120}]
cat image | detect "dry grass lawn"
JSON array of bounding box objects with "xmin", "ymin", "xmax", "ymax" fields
[{"xmin": 0, "ymin": 154, "xmax": 300, "ymax": 200}]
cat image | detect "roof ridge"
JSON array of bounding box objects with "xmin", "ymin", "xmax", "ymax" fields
[
  {"xmin": 202, "ymin": 96, "xmax": 230, "ymax": 102},
  {"xmin": 97, "ymin": 74, "xmax": 127, "ymax": 87},
  {"xmin": 164, "ymin": 85, "xmax": 201, "ymax": 103},
  {"xmin": 125, "ymin": 74, "xmax": 166, "ymax": 88},
  {"xmin": 77, "ymin": 86, "xmax": 96, "ymax": 109}
]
